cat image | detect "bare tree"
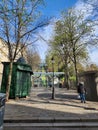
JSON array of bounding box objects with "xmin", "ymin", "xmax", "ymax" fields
[
  {"xmin": 26, "ymin": 48, "xmax": 41, "ymax": 71},
  {"xmin": 0, "ymin": 0, "xmax": 49, "ymax": 101},
  {"xmin": 82, "ymin": 0, "xmax": 98, "ymax": 19},
  {"xmin": 80, "ymin": 0, "xmax": 98, "ymax": 45}
]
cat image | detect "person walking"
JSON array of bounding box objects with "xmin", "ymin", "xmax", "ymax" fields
[{"xmin": 77, "ymin": 82, "xmax": 86, "ymax": 103}]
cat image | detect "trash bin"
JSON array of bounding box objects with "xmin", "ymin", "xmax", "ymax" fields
[{"xmin": 0, "ymin": 93, "xmax": 6, "ymax": 130}]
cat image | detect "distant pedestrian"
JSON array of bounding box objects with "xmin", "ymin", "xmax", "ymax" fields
[
  {"xmin": 48, "ymin": 81, "xmax": 52, "ymax": 88},
  {"xmin": 59, "ymin": 80, "xmax": 62, "ymax": 88},
  {"xmin": 77, "ymin": 82, "xmax": 86, "ymax": 103}
]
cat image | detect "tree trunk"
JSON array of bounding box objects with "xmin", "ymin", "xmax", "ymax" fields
[
  {"xmin": 64, "ymin": 71, "xmax": 70, "ymax": 89},
  {"xmin": 73, "ymin": 53, "xmax": 78, "ymax": 87},
  {"xmin": 64, "ymin": 59, "xmax": 70, "ymax": 89},
  {"xmin": 6, "ymin": 62, "xmax": 13, "ymax": 101},
  {"xmin": 74, "ymin": 62, "xmax": 78, "ymax": 86}
]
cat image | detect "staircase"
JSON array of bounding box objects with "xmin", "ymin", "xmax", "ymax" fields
[{"xmin": 3, "ymin": 118, "xmax": 98, "ymax": 130}]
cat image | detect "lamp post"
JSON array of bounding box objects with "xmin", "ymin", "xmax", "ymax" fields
[
  {"xmin": 44, "ymin": 63, "xmax": 48, "ymax": 88},
  {"xmin": 51, "ymin": 57, "xmax": 55, "ymax": 99}
]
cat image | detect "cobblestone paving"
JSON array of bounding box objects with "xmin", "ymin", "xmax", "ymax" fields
[{"xmin": 4, "ymin": 87, "xmax": 98, "ymax": 120}]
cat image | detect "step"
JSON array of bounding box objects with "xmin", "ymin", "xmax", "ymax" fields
[
  {"xmin": 4, "ymin": 118, "xmax": 98, "ymax": 123},
  {"xmin": 3, "ymin": 122, "xmax": 98, "ymax": 130},
  {"xmin": 3, "ymin": 118, "xmax": 98, "ymax": 130}
]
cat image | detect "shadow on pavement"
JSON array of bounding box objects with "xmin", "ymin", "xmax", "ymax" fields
[
  {"xmin": 18, "ymin": 92, "xmax": 98, "ymax": 112},
  {"xmin": 4, "ymin": 88, "xmax": 98, "ymax": 121},
  {"xmin": 37, "ymin": 93, "xmax": 77, "ymax": 99},
  {"xmin": 27, "ymin": 98, "xmax": 97, "ymax": 111},
  {"xmin": 4, "ymin": 103, "xmax": 98, "ymax": 121}
]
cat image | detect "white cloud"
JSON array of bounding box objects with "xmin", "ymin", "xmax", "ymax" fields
[
  {"xmin": 36, "ymin": 0, "xmax": 98, "ymax": 64},
  {"xmin": 36, "ymin": 24, "xmax": 55, "ymax": 61},
  {"xmin": 75, "ymin": 0, "xmax": 98, "ymax": 65},
  {"xmin": 89, "ymin": 47, "xmax": 98, "ymax": 65},
  {"xmin": 74, "ymin": 0, "xmax": 93, "ymax": 19}
]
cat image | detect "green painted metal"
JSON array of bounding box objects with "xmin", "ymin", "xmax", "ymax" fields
[
  {"xmin": 33, "ymin": 72, "xmax": 64, "ymax": 76},
  {"xmin": 32, "ymin": 72, "xmax": 64, "ymax": 87},
  {"xmin": 1, "ymin": 62, "xmax": 33, "ymax": 99}
]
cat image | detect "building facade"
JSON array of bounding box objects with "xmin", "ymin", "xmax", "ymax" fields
[{"xmin": 0, "ymin": 39, "xmax": 27, "ymax": 86}]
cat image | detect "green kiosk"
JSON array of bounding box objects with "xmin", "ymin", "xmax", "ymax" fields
[{"xmin": 1, "ymin": 57, "xmax": 33, "ymax": 99}]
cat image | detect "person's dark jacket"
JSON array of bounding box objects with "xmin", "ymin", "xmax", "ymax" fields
[{"xmin": 77, "ymin": 83, "xmax": 86, "ymax": 94}]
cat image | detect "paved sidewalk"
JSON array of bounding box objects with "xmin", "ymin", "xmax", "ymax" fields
[{"xmin": 4, "ymin": 87, "xmax": 98, "ymax": 121}]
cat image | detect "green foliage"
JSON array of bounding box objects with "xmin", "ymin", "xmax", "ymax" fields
[
  {"xmin": 46, "ymin": 8, "xmax": 93, "ymax": 87},
  {"xmin": 69, "ymin": 76, "xmax": 76, "ymax": 81}
]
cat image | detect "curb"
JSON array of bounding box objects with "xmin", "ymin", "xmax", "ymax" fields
[{"xmin": 4, "ymin": 118, "xmax": 98, "ymax": 123}]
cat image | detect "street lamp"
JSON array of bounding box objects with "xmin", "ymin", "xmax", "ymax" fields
[
  {"xmin": 44, "ymin": 63, "xmax": 48, "ymax": 88},
  {"xmin": 51, "ymin": 57, "xmax": 55, "ymax": 99}
]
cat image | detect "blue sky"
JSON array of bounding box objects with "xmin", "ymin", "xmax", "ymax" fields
[
  {"xmin": 37, "ymin": 0, "xmax": 78, "ymax": 61},
  {"xmin": 37, "ymin": 0, "xmax": 98, "ymax": 65},
  {"xmin": 41, "ymin": 0, "xmax": 78, "ymax": 17}
]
